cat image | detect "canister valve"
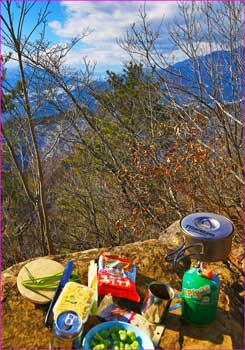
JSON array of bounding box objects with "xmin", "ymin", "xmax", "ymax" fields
[{"xmin": 201, "ymin": 269, "xmax": 213, "ymax": 280}]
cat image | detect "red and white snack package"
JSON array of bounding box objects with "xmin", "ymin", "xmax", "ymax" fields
[{"xmin": 97, "ymin": 255, "xmax": 140, "ymax": 302}]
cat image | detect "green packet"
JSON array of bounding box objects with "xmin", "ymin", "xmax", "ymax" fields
[{"xmin": 88, "ymin": 260, "xmax": 98, "ymax": 315}]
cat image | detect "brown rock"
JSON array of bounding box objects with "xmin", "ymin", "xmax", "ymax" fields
[
  {"xmin": 2, "ymin": 238, "xmax": 244, "ymax": 350},
  {"xmin": 159, "ymin": 220, "xmax": 184, "ymax": 246}
]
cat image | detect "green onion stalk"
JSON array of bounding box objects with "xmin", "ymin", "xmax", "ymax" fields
[{"xmin": 22, "ymin": 267, "xmax": 81, "ymax": 300}]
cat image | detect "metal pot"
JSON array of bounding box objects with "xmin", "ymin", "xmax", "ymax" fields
[{"xmin": 165, "ymin": 213, "xmax": 234, "ymax": 266}]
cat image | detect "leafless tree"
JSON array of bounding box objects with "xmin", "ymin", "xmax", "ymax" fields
[
  {"xmin": 1, "ymin": 0, "xmax": 90, "ymax": 256},
  {"xmin": 118, "ymin": 1, "xmax": 244, "ymax": 232}
]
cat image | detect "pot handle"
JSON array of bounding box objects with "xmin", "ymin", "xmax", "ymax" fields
[
  {"xmin": 169, "ymin": 293, "xmax": 182, "ymax": 311},
  {"xmin": 164, "ymin": 240, "xmax": 186, "ymax": 263},
  {"xmin": 173, "ymin": 242, "xmax": 204, "ymax": 267},
  {"xmin": 165, "ymin": 242, "xmax": 204, "ymax": 268}
]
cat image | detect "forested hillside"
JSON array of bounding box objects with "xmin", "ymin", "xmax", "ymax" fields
[{"xmin": 2, "ymin": 1, "xmax": 243, "ymax": 269}]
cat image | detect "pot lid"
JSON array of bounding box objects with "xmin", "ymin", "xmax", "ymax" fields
[{"xmin": 180, "ymin": 212, "xmax": 234, "ymax": 240}]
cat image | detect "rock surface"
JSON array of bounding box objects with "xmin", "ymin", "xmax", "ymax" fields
[{"xmin": 2, "ymin": 228, "xmax": 244, "ymax": 350}]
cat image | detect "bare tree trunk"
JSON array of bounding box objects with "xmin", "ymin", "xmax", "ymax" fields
[{"xmin": 2, "ymin": 1, "xmax": 54, "ymax": 255}]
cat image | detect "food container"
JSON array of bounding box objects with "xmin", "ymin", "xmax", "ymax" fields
[
  {"xmin": 53, "ymin": 282, "xmax": 95, "ymax": 323},
  {"xmin": 165, "ymin": 212, "xmax": 234, "ymax": 265},
  {"xmin": 82, "ymin": 321, "xmax": 155, "ymax": 350}
]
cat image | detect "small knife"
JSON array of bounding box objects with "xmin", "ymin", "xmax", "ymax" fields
[{"xmin": 45, "ymin": 260, "xmax": 74, "ymax": 328}]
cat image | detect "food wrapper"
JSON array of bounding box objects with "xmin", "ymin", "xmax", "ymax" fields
[
  {"xmin": 98, "ymin": 255, "xmax": 140, "ymax": 302},
  {"xmin": 53, "ymin": 282, "xmax": 95, "ymax": 322},
  {"xmin": 97, "ymin": 294, "xmax": 165, "ymax": 346}
]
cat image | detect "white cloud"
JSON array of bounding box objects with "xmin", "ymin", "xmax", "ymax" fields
[
  {"xmin": 195, "ymin": 41, "xmax": 223, "ymax": 56},
  {"xmin": 48, "ymin": 1, "xmax": 179, "ymax": 69},
  {"xmin": 65, "ymin": 42, "xmax": 128, "ymax": 66},
  {"xmin": 48, "ymin": 20, "xmax": 62, "ymax": 32}
]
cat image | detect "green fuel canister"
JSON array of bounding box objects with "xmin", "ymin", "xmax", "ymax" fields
[{"xmin": 182, "ymin": 267, "xmax": 220, "ymax": 325}]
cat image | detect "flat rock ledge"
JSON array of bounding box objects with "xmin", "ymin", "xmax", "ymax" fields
[{"xmin": 2, "ymin": 226, "xmax": 244, "ymax": 350}]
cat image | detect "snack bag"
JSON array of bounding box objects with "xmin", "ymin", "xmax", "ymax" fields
[{"xmin": 97, "ymin": 255, "xmax": 140, "ymax": 302}]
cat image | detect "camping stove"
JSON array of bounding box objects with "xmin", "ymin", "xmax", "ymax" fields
[{"xmin": 165, "ymin": 213, "xmax": 234, "ymax": 325}]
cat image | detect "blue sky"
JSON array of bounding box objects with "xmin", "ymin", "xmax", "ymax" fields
[{"xmin": 2, "ymin": 1, "xmax": 187, "ymax": 75}]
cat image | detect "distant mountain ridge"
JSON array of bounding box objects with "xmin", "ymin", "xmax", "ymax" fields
[
  {"xmin": 162, "ymin": 47, "xmax": 243, "ymax": 104},
  {"xmin": 4, "ymin": 48, "xmax": 243, "ymax": 120}
]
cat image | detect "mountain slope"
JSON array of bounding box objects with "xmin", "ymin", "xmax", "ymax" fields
[
  {"xmin": 4, "ymin": 48, "xmax": 243, "ymax": 120},
  {"xmin": 162, "ymin": 48, "xmax": 243, "ymax": 103}
]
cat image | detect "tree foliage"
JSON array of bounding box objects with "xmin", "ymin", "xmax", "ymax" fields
[{"xmin": 2, "ymin": 1, "xmax": 243, "ymax": 268}]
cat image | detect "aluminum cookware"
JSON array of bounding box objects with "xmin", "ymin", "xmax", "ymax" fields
[
  {"xmin": 165, "ymin": 212, "xmax": 234, "ymax": 266},
  {"xmin": 141, "ymin": 282, "xmax": 176, "ymax": 323}
]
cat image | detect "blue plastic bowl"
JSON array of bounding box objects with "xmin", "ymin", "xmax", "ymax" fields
[{"xmin": 82, "ymin": 320, "xmax": 155, "ymax": 350}]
